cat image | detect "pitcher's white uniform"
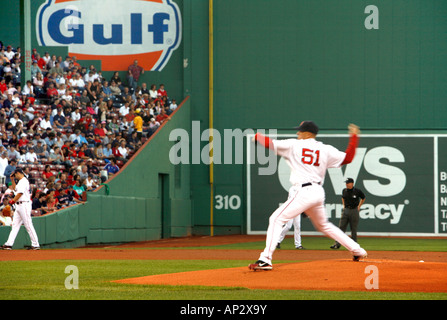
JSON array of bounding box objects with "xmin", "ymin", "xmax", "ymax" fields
[
  {"xmin": 257, "ymin": 136, "xmax": 367, "ymax": 266},
  {"xmin": 278, "ymin": 215, "xmax": 302, "ymax": 248},
  {"xmin": 4, "ymin": 175, "xmax": 40, "ymax": 248}
]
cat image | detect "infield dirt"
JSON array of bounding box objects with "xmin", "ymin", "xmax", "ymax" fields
[{"xmin": 1, "ymin": 235, "xmax": 446, "ymax": 292}]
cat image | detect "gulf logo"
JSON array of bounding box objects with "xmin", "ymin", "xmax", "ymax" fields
[{"xmin": 36, "ymin": 0, "xmax": 182, "ymax": 71}]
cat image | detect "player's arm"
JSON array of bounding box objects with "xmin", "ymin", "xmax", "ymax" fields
[
  {"xmin": 253, "ymin": 132, "xmax": 274, "ymax": 149},
  {"xmin": 341, "ymin": 124, "xmax": 360, "ymax": 165},
  {"xmin": 9, "ymin": 192, "xmax": 23, "ymax": 205}
]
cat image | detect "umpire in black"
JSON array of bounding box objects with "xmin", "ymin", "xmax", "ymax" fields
[{"xmin": 330, "ymin": 178, "xmax": 366, "ymax": 249}]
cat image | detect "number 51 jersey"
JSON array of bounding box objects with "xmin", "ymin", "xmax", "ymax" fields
[{"xmin": 272, "ymin": 138, "xmax": 346, "ymax": 187}]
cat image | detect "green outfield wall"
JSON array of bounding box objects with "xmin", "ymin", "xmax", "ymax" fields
[
  {"xmin": 207, "ymin": 0, "xmax": 447, "ymax": 237},
  {"xmin": 1, "ymin": 1, "xmax": 447, "ymax": 247}
]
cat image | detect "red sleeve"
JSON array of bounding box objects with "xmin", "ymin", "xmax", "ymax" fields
[
  {"xmin": 254, "ymin": 133, "xmax": 274, "ymax": 149},
  {"xmin": 341, "ymin": 134, "xmax": 359, "ymax": 165}
]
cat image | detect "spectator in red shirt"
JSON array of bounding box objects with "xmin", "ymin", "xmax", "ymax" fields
[
  {"xmin": 31, "ymin": 48, "xmax": 39, "ymax": 61},
  {"xmin": 46, "ymin": 82, "xmax": 58, "ymax": 102},
  {"xmin": 78, "ymin": 113, "xmax": 94, "ymax": 131},
  {"xmin": 0, "ymin": 78, "xmax": 7, "ymax": 94},
  {"xmin": 127, "ymin": 60, "xmax": 144, "ymax": 90},
  {"xmin": 111, "ymin": 141, "xmax": 127, "ymax": 163},
  {"xmin": 155, "ymin": 108, "xmax": 170, "ymax": 124},
  {"xmin": 68, "ymin": 143, "xmax": 78, "ymax": 159},
  {"xmin": 18, "ymin": 134, "xmax": 29, "ymax": 148},
  {"xmin": 94, "ymin": 122, "xmax": 107, "ymax": 137},
  {"xmin": 36, "ymin": 53, "xmax": 48, "ymax": 73},
  {"xmin": 42, "ymin": 164, "xmax": 54, "ymax": 181},
  {"xmin": 157, "ymin": 84, "xmax": 167, "ymax": 98}
]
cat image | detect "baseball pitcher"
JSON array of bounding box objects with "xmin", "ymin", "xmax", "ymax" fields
[{"xmin": 249, "ymin": 121, "xmax": 367, "ymax": 271}]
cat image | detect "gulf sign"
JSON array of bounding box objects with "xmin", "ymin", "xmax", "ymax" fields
[{"xmin": 36, "ymin": 0, "xmax": 182, "ymax": 71}]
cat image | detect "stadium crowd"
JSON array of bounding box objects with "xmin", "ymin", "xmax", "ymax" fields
[{"xmin": 0, "ymin": 42, "xmax": 178, "ymax": 225}]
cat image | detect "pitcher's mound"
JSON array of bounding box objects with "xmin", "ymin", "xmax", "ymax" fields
[{"xmin": 114, "ymin": 259, "xmax": 447, "ymax": 292}]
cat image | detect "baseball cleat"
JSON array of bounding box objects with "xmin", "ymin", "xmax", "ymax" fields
[
  {"xmin": 248, "ymin": 260, "xmax": 273, "ymax": 271},
  {"xmin": 27, "ymin": 246, "xmax": 40, "ymax": 251},
  {"xmin": 330, "ymin": 244, "xmax": 340, "ymax": 249},
  {"xmin": 1, "ymin": 245, "xmax": 12, "ymax": 250},
  {"xmin": 353, "ymin": 254, "xmax": 367, "ymax": 261},
  {"xmin": 296, "ymin": 246, "xmax": 305, "ymax": 250}
]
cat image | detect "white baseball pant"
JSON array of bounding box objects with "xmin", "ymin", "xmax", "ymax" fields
[
  {"xmin": 278, "ymin": 216, "xmax": 302, "ymax": 247},
  {"xmin": 258, "ymin": 183, "xmax": 366, "ymax": 265},
  {"xmin": 5, "ymin": 203, "xmax": 40, "ymax": 248}
]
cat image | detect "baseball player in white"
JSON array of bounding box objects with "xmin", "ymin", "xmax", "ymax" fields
[
  {"xmin": 249, "ymin": 121, "xmax": 367, "ymax": 270},
  {"xmin": 277, "ymin": 215, "xmax": 303, "ymax": 249},
  {"xmin": 1, "ymin": 168, "xmax": 40, "ymax": 250}
]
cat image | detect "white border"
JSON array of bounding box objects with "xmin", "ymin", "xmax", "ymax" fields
[{"xmin": 246, "ymin": 133, "xmax": 447, "ymax": 237}]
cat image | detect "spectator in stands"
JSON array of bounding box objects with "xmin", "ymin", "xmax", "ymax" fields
[
  {"xmin": 86, "ymin": 159, "xmax": 100, "ymax": 175},
  {"xmin": 85, "ymin": 173, "xmax": 98, "ymax": 191},
  {"xmin": 4, "ymin": 46, "xmax": 15, "ymax": 61},
  {"xmin": 73, "ymin": 178, "xmax": 86, "ymax": 198},
  {"xmin": 53, "ymin": 107, "xmax": 69, "ymax": 129},
  {"xmin": 6, "ymin": 146, "xmax": 20, "ymax": 162},
  {"xmin": 109, "ymin": 80, "xmax": 121, "ymax": 97},
  {"xmin": 42, "ymin": 164, "xmax": 54, "ymax": 181},
  {"xmin": 48, "ymin": 146, "xmax": 62, "ymax": 164},
  {"xmin": 77, "ymin": 143, "xmax": 93, "ymax": 161},
  {"xmin": 49, "ymin": 62, "xmax": 64, "ymax": 77},
  {"xmin": 4, "ymin": 159, "xmax": 16, "ymax": 185},
  {"xmin": 127, "ymin": 60, "xmax": 144, "ymax": 90},
  {"xmin": 155, "ymin": 107, "xmax": 170, "ymax": 124},
  {"xmin": 101, "ymin": 80, "xmax": 112, "ymax": 99},
  {"xmin": 157, "ymin": 84, "xmax": 167, "ymax": 98},
  {"xmin": 46, "ymin": 82, "xmax": 58, "ymax": 103},
  {"xmin": 17, "ymin": 133, "xmax": 29, "ymax": 148},
  {"xmin": 0, "ymin": 196, "xmax": 13, "ymax": 226},
  {"xmin": 117, "ymin": 139, "xmax": 130, "ymax": 161},
  {"xmin": 0, "ymin": 152, "xmax": 8, "ymax": 177},
  {"xmin": 45, "ymin": 192, "xmax": 58, "ymax": 213},
  {"xmin": 30, "ymin": 61, "xmax": 42, "ymax": 79},
  {"xmin": 32, "ymin": 192, "xmax": 48, "ymax": 215},
  {"xmin": 170, "ymin": 99, "xmax": 178, "ymax": 112},
  {"xmin": 18, "ymin": 147, "xmax": 27, "ymax": 163},
  {"xmin": 47, "ymin": 54, "xmax": 57, "ymax": 70},
  {"xmin": 133, "ymin": 108, "xmax": 143, "ymax": 141},
  {"xmin": 78, "ymin": 163, "xmax": 89, "ymax": 180},
  {"xmin": 40, "ymin": 114, "xmax": 53, "ymax": 130},
  {"xmin": 25, "ymin": 146, "xmax": 39, "ymax": 163},
  {"xmin": 78, "ymin": 112, "xmax": 94, "ymax": 132},
  {"xmin": 71, "ymin": 106, "xmax": 81, "ymax": 123},
  {"xmin": 33, "ymin": 72, "xmax": 44, "ymax": 97},
  {"xmin": 93, "ymin": 142, "xmax": 105, "ymax": 160},
  {"xmin": 57, "ymin": 186, "xmax": 82, "ymax": 207},
  {"xmin": 102, "ymin": 142, "xmax": 113, "ymax": 160},
  {"xmin": 104, "ymin": 157, "xmax": 119, "ymax": 177},
  {"xmin": 149, "ymin": 84, "xmax": 158, "ymax": 99},
  {"xmin": 69, "ymin": 73, "xmax": 85, "ymax": 93},
  {"xmin": 34, "ymin": 140, "xmax": 48, "ymax": 161},
  {"xmin": 108, "ymin": 116, "xmax": 120, "ymax": 134},
  {"xmin": 62, "ymin": 56, "xmax": 71, "ymax": 71}
]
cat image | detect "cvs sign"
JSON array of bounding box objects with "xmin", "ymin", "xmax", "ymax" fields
[{"xmin": 37, "ymin": 0, "xmax": 182, "ymax": 71}]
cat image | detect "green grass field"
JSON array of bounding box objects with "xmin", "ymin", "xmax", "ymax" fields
[{"xmin": 1, "ymin": 237, "xmax": 446, "ymax": 301}]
